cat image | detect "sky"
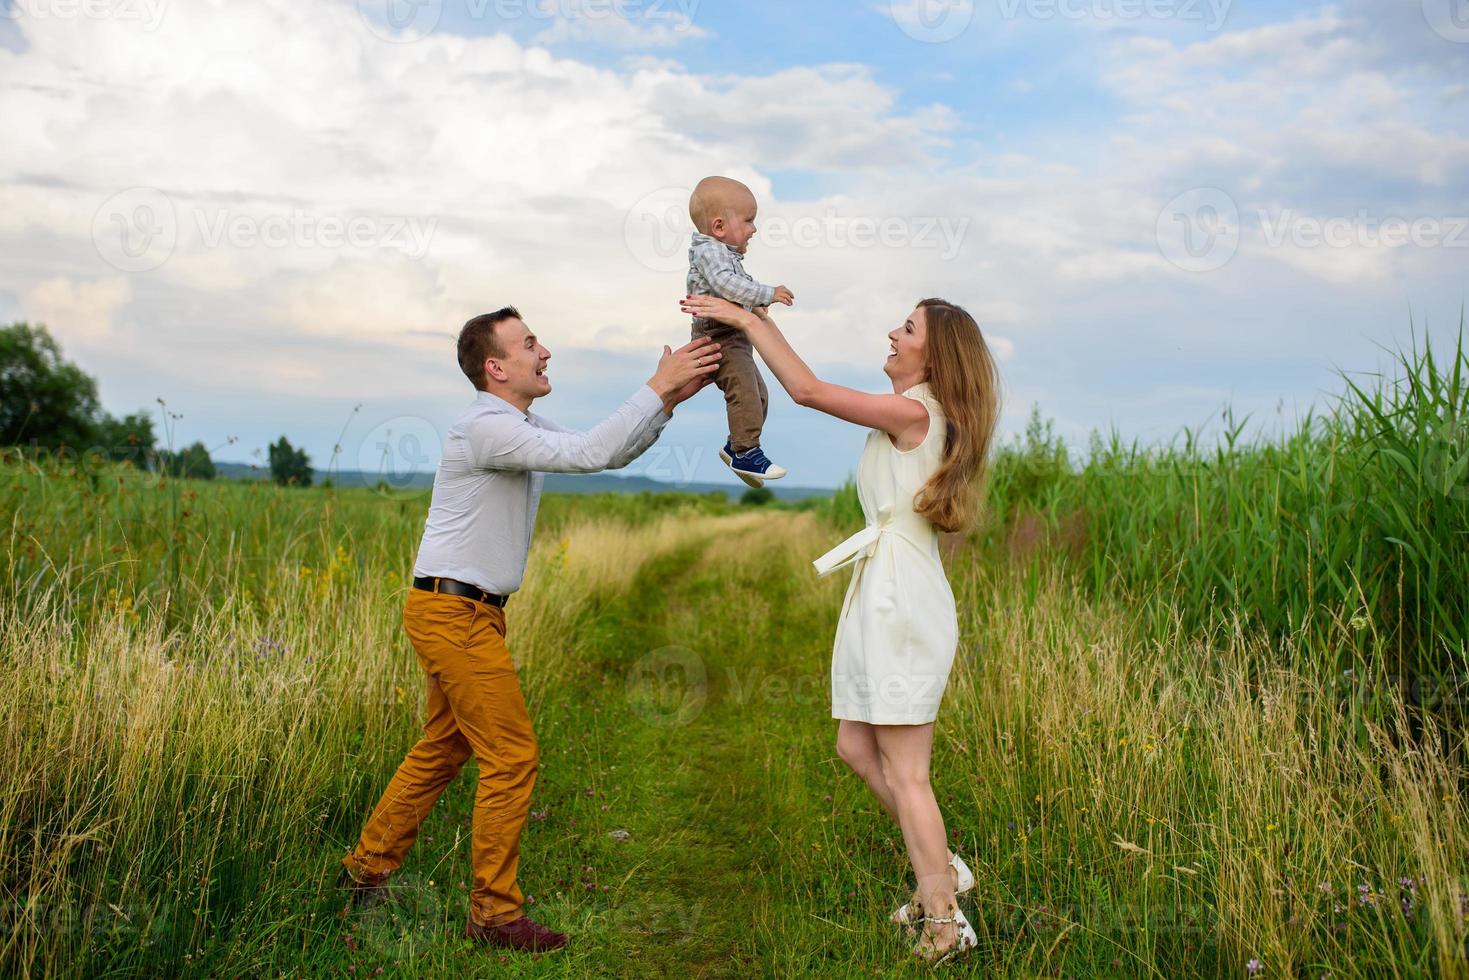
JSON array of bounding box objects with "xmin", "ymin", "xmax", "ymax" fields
[{"xmin": 1, "ymin": 0, "xmax": 1466, "ymax": 490}]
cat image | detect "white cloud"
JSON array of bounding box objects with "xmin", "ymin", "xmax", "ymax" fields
[
  {"xmin": 0, "ymin": 1, "xmax": 961, "ymax": 371},
  {"xmin": 21, "ymin": 276, "xmax": 132, "ymax": 342},
  {"xmin": 0, "ymin": 0, "xmax": 1465, "ymax": 481}
]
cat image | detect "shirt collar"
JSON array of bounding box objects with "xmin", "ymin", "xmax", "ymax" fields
[
  {"xmin": 476, "ymin": 388, "xmax": 531, "ymax": 421},
  {"xmin": 691, "ymin": 231, "xmax": 743, "ymax": 256}
]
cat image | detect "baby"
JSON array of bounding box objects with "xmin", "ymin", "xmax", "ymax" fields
[{"xmin": 686, "ymin": 175, "xmax": 794, "ymax": 487}]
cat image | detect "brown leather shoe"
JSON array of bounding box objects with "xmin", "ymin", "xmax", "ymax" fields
[
  {"xmin": 465, "ymin": 914, "xmax": 568, "ymax": 953},
  {"xmin": 336, "ymin": 867, "xmax": 392, "ymax": 910}
]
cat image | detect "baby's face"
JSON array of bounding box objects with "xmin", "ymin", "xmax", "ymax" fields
[{"xmin": 712, "ymin": 192, "xmax": 759, "ymax": 252}]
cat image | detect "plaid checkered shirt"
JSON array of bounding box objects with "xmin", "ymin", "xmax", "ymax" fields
[{"xmin": 686, "ymin": 232, "xmax": 776, "ymax": 312}]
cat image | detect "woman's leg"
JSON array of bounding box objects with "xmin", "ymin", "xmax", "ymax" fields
[
  {"xmin": 872, "ymin": 723, "xmax": 958, "ymax": 953},
  {"xmin": 835, "ymin": 720, "xmax": 900, "ymax": 821}
]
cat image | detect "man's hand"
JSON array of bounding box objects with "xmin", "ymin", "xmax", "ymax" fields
[
  {"xmin": 661, "ymin": 369, "xmax": 716, "ymax": 415},
  {"xmin": 773, "ymin": 285, "xmax": 795, "ymax": 306},
  {"xmin": 647, "ymin": 336, "xmax": 721, "ymax": 407}
]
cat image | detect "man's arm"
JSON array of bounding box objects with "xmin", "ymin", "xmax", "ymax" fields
[
  {"xmin": 532, "ymin": 399, "xmax": 669, "ymax": 470},
  {"xmin": 691, "ymin": 241, "xmax": 776, "ymax": 309},
  {"xmin": 467, "ymin": 385, "xmax": 668, "ymax": 474}
]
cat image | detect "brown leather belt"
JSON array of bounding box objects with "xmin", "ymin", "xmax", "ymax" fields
[{"xmin": 411, "ymin": 575, "xmax": 509, "ymax": 608}]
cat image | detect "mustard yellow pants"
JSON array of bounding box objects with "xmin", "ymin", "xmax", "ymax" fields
[{"xmin": 343, "ymin": 588, "xmax": 538, "ymax": 925}]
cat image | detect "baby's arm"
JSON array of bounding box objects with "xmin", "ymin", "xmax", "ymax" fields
[{"xmin": 691, "ymin": 240, "xmax": 788, "ymax": 308}]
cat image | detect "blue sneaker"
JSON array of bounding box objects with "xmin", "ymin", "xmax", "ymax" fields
[{"xmin": 719, "ymin": 441, "xmax": 787, "ymax": 488}]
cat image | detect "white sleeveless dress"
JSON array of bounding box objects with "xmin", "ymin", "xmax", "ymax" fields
[{"xmin": 813, "ymin": 382, "xmax": 959, "ymax": 725}]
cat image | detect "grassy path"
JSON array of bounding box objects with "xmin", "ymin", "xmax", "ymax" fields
[{"xmin": 330, "ymin": 515, "xmax": 842, "ymax": 978}]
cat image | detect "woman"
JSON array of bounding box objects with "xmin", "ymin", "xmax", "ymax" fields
[{"xmin": 679, "ymin": 293, "xmax": 1001, "ymax": 962}]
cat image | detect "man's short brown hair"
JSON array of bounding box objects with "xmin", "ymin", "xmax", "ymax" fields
[{"xmin": 458, "ymin": 307, "xmax": 522, "ymax": 390}]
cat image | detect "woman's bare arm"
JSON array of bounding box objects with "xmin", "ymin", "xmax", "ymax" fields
[{"xmin": 680, "ymin": 295, "xmax": 929, "ymax": 447}]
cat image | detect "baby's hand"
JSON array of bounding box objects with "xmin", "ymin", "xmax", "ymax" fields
[{"xmin": 773, "ymin": 285, "xmax": 795, "ymax": 306}]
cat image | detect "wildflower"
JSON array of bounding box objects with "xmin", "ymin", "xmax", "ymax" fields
[{"xmin": 1247, "ymin": 958, "xmax": 1262, "ymax": 974}]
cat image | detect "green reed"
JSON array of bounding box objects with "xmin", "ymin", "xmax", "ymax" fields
[{"xmin": 977, "ymin": 319, "xmax": 1468, "ymax": 683}]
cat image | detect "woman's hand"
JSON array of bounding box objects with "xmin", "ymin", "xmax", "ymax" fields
[{"xmin": 680, "ymin": 294, "xmax": 759, "ymax": 330}]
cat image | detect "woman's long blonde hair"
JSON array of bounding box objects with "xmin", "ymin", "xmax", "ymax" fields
[{"xmin": 912, "ymin": 297, "xmax": 1001, "ymax": 534}]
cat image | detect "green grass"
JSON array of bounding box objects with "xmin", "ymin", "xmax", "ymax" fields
[
  {"xmin": 978, "ymin": 319, "xmax": 1469, "ymax": 682},
  {"xmin": 3, "ymin": 324, "xmax": 1468, "ymax": 977}
]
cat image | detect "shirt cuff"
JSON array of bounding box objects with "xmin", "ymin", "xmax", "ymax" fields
[{"xmin": 631, "ymin": 383, "xmax": 667, "ymax": 419}]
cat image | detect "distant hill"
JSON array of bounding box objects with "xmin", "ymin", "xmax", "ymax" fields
[{"xmin": 212, "ymin": 461, "xmax": 834, "ymax": 502}]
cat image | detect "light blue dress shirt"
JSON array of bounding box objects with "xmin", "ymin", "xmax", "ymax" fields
[{"xmin": 412, "ymin": 384, "xmax": 669, "ymax": 596}]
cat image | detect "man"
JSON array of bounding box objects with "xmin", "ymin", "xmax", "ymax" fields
[{"xmin": 338, "ymin": 307, "xmax": 720, "ymax": 953}]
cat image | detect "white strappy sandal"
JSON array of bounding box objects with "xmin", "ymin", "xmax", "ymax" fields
[
  {"xmin": 891, "ymin": 852, "xmax": 974, "ymax": 925},
  {"xmin": 914, "ymin": 905, "xmax": 978, "ymax": 964}
]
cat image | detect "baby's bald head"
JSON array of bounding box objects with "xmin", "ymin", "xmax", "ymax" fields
[{"xmin": 689, "ymin": 176, "xmax": 757, "ymax": 235}]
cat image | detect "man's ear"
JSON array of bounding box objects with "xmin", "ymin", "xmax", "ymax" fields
[{"xmin": 484, "ymin": 356, "xmax": 507, "ymax": 383}]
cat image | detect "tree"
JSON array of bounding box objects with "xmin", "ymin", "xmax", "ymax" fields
[
  {"xmin": 268, "ymin": 436, "xmax": 313, "ymax": 487},
  {"xmin": 741, "ymin": 485, "xmax": 775, "ymax": 506},
  {"xmin": 0, "ymin": 322, "xmax": 102, "ymax": 450},
  {"xmin": 159, "ymin": 441, "xmax": 215, "ymax": 480},
  {"xmin": 96, "ymin": 411, "xmax": 157, "ymax": 467}
]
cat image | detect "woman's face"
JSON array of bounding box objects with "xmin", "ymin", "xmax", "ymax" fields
[{"xmin": 884, "ymin": 306, "xmax": 928, "ymax": 381}]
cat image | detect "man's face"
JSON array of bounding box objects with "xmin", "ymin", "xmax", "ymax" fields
[{"xmin": 486, "ymin": 317, "xmax": 552, "ymax": 399}]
